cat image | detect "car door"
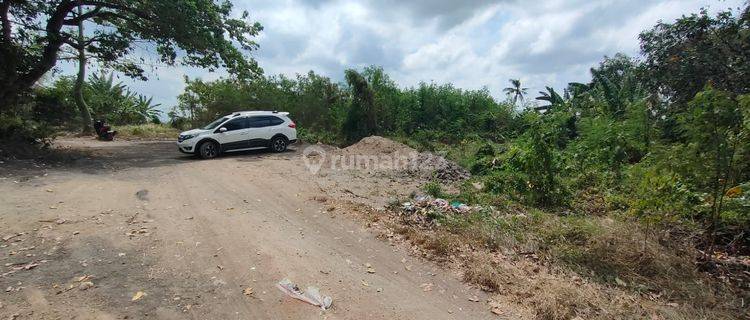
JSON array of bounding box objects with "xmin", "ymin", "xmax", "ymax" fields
[
  {"xmin": 215, "ymin": 117, "xmax": 250, "ymax": 150},
  {"xmin": 264, "ymin": 116, "xmax": 286, "ymax": 138},
  {"xmin": 246, "ymin": 116, "xmax": 271, "ymax": 147}
]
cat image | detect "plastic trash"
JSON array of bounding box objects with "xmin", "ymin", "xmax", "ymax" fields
[
  {"xmin": 414, "ymin": 195, "xmax": 432, "ymax": 204},
  {"xmin": 276, "ymin": 278, "xmax": 333, "ymax": 310},
  {"xmin": 432, "ymin": 198, "xmax": 449, "ymax": 209},
  {"xmin": 401, "ymin": 202, "xmax": 414, "ymax": 211}
]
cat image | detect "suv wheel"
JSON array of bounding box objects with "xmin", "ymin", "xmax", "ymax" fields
[
  {"xmin": 271, "ymin": 136, "xmax": 288, "ymax": 153},
  {"xmin": 199, "ymin": 141, "xmax": 220, "ymax": 159}
]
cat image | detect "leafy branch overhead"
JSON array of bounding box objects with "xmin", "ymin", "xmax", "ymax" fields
[{"xmin": 0, "ymin": 0, "xmax": 263, "ymax": 108}]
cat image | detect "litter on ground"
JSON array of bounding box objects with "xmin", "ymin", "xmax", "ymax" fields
[
  {"xmin": 400, "ymin": 195, "xmax": 478, "ymax": 227},
  {"xmin": 276, "ymin": 278, "xmax": 333, "ymax": 310}
]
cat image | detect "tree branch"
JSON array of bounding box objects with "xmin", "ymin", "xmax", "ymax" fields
[
  {"xmin": 17, "ymin": 0, "xmax": 77, "ymax": 87},
  {"xmin": 81, "ymin": 1, "xmax": 153, "ymax": 20},
  {"xmin": 1, "ymin": 0, "xmax": 11, "ymax": 43},
  {"xmin": 63, "ymin": 5, "xmax": 102, "ymax": 26},
  {"xmin": 62, "ymin": 36, "xmax": 81, "ymax": 50}
]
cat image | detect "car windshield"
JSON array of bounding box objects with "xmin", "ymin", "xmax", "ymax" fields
[{"xmin": 202, "ymin": 117, "xmax": 229, "ymax": 130}]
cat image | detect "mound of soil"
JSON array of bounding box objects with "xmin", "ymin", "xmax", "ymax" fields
[
  {"xmin": 338, "ymin": 136, "xmax": 470, "ymax": 181},
  {"xmin": 411, "ymin": 152, "xmax": 470, "ymax": 181},
  {"xmin": 341, "ymin": 136, "xmax": 416, "ymax": 155}
]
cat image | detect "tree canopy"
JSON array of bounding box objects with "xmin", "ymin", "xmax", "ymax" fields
[{"xmin": 0, "ymin": 0, "xmax": 263, "ymax": 109}]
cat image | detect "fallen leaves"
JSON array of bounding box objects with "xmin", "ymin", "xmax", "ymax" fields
[
  {"xmin": 491, "ymin": 307, "xmax": 504, "ymax": 315},
  {"xmin": 125, "ymin": 227, "xmax": 150, "ymax": 238},
  {"xmin": 132, "ymin": 291, "xmax": 146, "ymax": 301}
]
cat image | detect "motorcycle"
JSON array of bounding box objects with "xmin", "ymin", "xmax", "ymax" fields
[{"xmin": 93, "ymin": 120, "xmax": 117, "ymax": 141}]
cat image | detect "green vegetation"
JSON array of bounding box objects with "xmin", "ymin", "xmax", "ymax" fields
[
  {"xmin": 39, "ymin": 73, "xmax": 164, "ymax": 126},
  {"xmin": 0, "ymin": 2, "xmax": 748, "ymax": 317},
  {"xmin": 117, "ymin": 123, "xmax": 180, "ymax": 140},
  {"xmin": 164, "ymin": 6, "xmax": 750, "ymax": 305}
]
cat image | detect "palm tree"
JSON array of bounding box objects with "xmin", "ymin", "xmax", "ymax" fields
[{"xmin": 503, "ymin": 78, "xmax": 528, "ymax": 105}]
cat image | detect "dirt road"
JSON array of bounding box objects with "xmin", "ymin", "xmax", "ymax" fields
[{"xmin": 0, "ymin": 138, "xmax": 494, "ymax": 319}]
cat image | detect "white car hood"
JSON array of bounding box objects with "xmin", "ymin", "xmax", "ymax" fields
[{"xmin": 180, "ymin": 129, "xmax": 210, "ymax": 136}]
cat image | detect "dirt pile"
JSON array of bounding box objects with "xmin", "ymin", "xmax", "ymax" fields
[
  {"xmin": 341, "ymin": 136, "xmax": 414, "ymax": 155},
  {"xmin": 338, "ymin": 136, "xmax": 469, "ymax": 181},
  {"xmin": 411, "ymin": 152, "xmax": 470, "ymax": 181}
]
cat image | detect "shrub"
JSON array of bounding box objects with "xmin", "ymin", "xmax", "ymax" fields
[
  {"xmin": 297, "ymin": 127, "xmax": 341, "ymax": 145},
  {"xmin": 423, "ymin": 180, "xmax": 443, "ymax": 198},
  {"xmin": 116, "ymin": 123, "xmax": 180, "ymax": 140},
  {"xmin": 0, "ymin": 114, "xmax": 55, "ymax": 146}
]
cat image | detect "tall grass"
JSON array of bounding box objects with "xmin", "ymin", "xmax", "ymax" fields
[{"xmin": 116, "ymin": 123, "xmax": 180, "ymax": 140}]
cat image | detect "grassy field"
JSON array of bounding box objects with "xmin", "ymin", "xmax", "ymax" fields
[{"xmin": 116, "ymin": 123, "xmax": 181, "ymax": 140}]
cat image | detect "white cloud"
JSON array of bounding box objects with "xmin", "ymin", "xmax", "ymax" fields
[{"xmin": 57, "ymin": 0, "xmax": 745, "ymax": 115}]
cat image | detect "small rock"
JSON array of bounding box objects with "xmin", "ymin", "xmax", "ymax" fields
[{"xmin": 78, "ymin": 281, "xmax": 94, "ymax": 290}]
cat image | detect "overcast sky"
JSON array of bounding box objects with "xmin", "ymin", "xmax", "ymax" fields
[{"xmin": 58, "ymin": 0, "xmax": 745, "ymax": 114}]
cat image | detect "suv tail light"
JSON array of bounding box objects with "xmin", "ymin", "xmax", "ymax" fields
[{"xmin": 288, "ymin": 121, "xmax": 296, "ymax": 128}]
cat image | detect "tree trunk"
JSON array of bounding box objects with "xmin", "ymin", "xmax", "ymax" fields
[
  {"xmin": 0, "ymin": 1, "xmax": 75, "ymax": 114},
  {"xmin": 74, "ymin": 2, "xmax": 92, "ymax": 134}
]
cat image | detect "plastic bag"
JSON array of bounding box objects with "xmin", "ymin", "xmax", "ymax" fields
[{"xmin": 276, "ymin": 278, "xmax": 333, "ymax": 310}]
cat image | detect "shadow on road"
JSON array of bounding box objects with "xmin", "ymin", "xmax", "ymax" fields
[{"xmin": 0, "ymin": 138, "xmax": 303, "ymax": 178}]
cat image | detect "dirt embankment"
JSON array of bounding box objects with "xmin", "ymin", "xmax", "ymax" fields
[
  {"xmin": 310, "ymin": 136, "xmax": 468, "ymax": 209},
  {"xmin": 337, "ymin": 136, "xmax": 470, "ymax": 182}
]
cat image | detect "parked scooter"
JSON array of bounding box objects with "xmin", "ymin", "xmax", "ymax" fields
[{"xmin": 94, "ymin": 120, "xmax": 117, "ymax": 141}]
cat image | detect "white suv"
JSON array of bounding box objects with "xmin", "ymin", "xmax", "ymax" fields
[{"xmin": 177, "ymin": 111, "xmax": 298, "ymax": 159}]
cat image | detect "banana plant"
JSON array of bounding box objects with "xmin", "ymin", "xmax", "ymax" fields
[
  {"xmin": 535, "ymin": 86, "xmax": 566, "ymax": 111},
  {"xmin": 134, "ymin": 94, "xmax": 162, "ymax": 122}
]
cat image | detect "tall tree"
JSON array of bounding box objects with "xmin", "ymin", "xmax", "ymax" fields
[
  {"xmin": 503, "ymin": 78, "xmax": 528, "ymax": 105},
  {"xmin": 73, "ymin": 2, "xmax": 92, "ymax": 133},
  {"xmin": 0, "ymin": 0, "xmax": 263, "ymax": 111},
  {"xmin": 343, "ymin": 69, "xmax": 377, "ymax": 143},
  {"xmin": 639, "ymin": 7, "xmax": 750, "ymax": 106}
]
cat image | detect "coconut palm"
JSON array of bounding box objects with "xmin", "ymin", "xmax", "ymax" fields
[{"xmin": 503, "ymin": 78, "xmax": 528, "ymax": 105}]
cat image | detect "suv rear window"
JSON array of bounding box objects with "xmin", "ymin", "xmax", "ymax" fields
[
  {"xmin": 248, "ymin": 116, "xmax": 285, "ymax": 127},
  {"xmin": 267, "ymin": 116, "xmax": 285, "ymax": 126}
]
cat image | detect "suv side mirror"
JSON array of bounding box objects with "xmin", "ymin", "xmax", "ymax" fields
[{"xmin": 218, "ymin": 127, "xmax": 228, "ymax": 133}]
